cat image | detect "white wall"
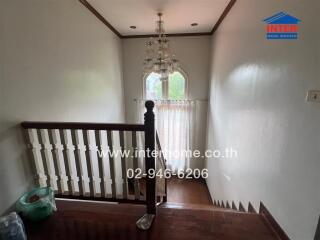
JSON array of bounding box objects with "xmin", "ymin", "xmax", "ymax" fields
[
  {"xmin": 206, "ymin": 0, "xmax": 320, "ymax": 239},
  {"xmin": 122, "ymin": 36, "xmax": 211, "ymax": 168},
  {"xmin": 0, "ymin": 0, "xmax": 125, "ymax": 214}
]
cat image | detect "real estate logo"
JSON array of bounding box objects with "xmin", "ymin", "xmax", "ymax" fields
[{"xmin": 263, "ymin": 12, "xmax": 301, "ymax": 40}]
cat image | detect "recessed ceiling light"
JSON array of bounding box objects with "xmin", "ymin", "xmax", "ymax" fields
[
  {"xmin": 130, "ymin": 26, "xmax": 137, "ymax": 29},
  {"xmin": 191, "ymin": 23, "xmax": 198, "ymax": 27}
]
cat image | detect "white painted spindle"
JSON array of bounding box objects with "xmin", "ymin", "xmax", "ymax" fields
[
  {"xmin": 72, "ymin": 130, "xmax": 91, "ymax": 196},
  {"xmin": 119, "ymin": 131, "xmax": 128, "ymax": 199},
  {"xmin": 84, "ymin": 130, "xmax": 101, "ymax": 197},
  {"xmin": 111, "ymin": 131, "xmax": 124, "ymax": 199},
  {"xmin": 39, "ymin": 129, "xmax": 58, "ymax": 191},
  {"xmin": 61, "ymin": 130, "xmax": 80, "ymax": 195},
  {"xmin": 132, "ymin": 131, "xmax": 141, "ymax": 200},
  {"xmin": 27, "ymin": 129, "xmax": 47, "ymax": 187},
  {"xmin": 51, "ymin": 129, "xmax": 69, "ymax": 194},
  {"xmin": 95, "ymin": 130, "xmax": 112, "ymax": 198}
]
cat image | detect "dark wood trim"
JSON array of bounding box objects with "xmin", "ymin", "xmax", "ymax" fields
[
  {"xmin": 55, "ymin": 194, "xmax": 146, "ymax": 205},
  {"xmin": 248, "ymin": 202, "xmax": 257, "ymax": 213},
  {"xmin": 78, "ymin": 0, "xmax": 122, "ymax": 38},
  {"xmin": 259, "ymin": 202, "xmax": 290, "ymax": 240},
  {"xmin": 210, "ymin": 0, "xmax": 237, "ymax": 35},
  {"xmin": 122, "ymin": 32, "xmax": 211, "ymax": 39},
  {"xmin": 315, "ymin": 215, "xmax": 320, "ymax": 240},
  {"xmin": 239, "ymin": 202, "xmax": 246, "ymax": 212},
  {"xmin": 78, "ymin": 0, "xmax": 236, "ymax": 39},
  {"xmin": 21, "ymin": 121, "xmax": 144, "ymax": 131},
  {"xmin": 144, "ymin": 101, "xmax": 156, "ymax": 215}
]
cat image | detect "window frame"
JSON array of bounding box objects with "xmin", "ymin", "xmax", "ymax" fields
[{"xmin": 143, "ymin": 68, "xmax": 188, "ymax": 100}]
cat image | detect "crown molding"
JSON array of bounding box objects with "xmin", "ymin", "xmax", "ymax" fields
[
  {"xmin": 79, "ymin": 0, "xmax": 122, "ymax": 38},
  {"xmin": 79, "ymin": 0, "xmax": 237, "ymax": 39},
  {"xmin": 210, "ymin": 0, "xmax": 237, "ymax": 35},
  {"xmin": 122, "ymin": 32, "xmax": 212, "ymax": 39}
]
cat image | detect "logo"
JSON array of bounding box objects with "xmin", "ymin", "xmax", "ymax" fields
[{"xmin": 263, "ymin": 12, "xmax": 301, "ymax": 40}]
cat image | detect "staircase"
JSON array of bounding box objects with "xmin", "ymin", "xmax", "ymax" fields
[
  {"xmin": 20, "ymin": 100, "xmax": 287, "ymax": 239},
  {"xmin": 25, "ymin": 199, "xmax": 281, "ymax": 240}
]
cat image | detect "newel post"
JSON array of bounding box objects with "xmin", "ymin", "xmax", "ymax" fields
[
  {"xmin": 136, "ymin": 100, "xmax": 156, "ymax": 230},
  {"xmin": 144, "ymin": 100, "xmax": 156, "ymax": 215}
]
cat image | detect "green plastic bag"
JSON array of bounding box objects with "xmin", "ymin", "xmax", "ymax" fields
[{"xmin": 16, "ymin": 187, "xmax": 56, "ymax": 221}]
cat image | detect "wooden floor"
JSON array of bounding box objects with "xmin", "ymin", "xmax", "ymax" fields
[
  {"xmin": 26, "ymin": 200, "xmax": 279, "ymax": 240},
  {"xmin": 167, "ymin": 177, "xmax": 212, "ymax": 205},
  {"xmin": 134, "ymin": 177, "xmax": 213, "ymax": 206},
  {"xmin": 25, "ymin": 179, "xmax": 278, "ymax": 240}
]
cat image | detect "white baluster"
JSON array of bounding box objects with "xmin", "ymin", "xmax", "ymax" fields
[
  {"xmin": 73, "ymin": 130, "xmax": 91, "ymax": 196},
  {"xmin": 112, "ymin": 131, "xmax": 123, "ymax": 199},
  {"xmin": 119, "ymin": 131, "xmax": 128, "ymax": 199},
  {"xmin": 51, "ymin": 129, "xmax": 68, "ymax": 194},
  {"xmin": 95, "ymin": 130, "xmax": 113, "ymax": 198},
  {"xmin": 131, "ymin": 131, "xmax": 141, "ymax": 200},
  {"xmin": 62, "ymin": 130, "xmax": 79, "ymax": 195},
  {"xmin": 27, "ymin": 129, "xmax": 47, "ymax": 187},
  {"xmin": 84, "ymin": 130, "xmax": 101, "ymax": 197},
  {"xmin": 39, "ymin": 129, "xmax": 58, "ymax": 191}
]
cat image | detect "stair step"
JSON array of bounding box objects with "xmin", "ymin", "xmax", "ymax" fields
[
  {"xmin": 161, "ymin": 202, "xmax": 257, "ymax": 214},
  {"xmin": 161, "ymin": 202, "xmax": 215, "ymax": 210},
  {"xmin": 25, "ymin": 199, "xmax": 279, "ymax": 240}
]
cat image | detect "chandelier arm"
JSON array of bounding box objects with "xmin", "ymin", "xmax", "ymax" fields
[{"xmin": 143, "ymin": 12, "xmax": 179, "ymax": 81}]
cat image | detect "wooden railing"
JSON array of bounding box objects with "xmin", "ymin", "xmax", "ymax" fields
[{"xmin": 21, "ymin": 101, "xmax": 164, "ymax": 228}]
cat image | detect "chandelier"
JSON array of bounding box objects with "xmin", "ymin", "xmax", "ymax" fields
[{"xmin": 143, "ymin": 13, "xmax": 179, "ymax": 81}]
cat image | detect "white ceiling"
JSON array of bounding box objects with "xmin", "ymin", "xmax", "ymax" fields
[{"xmin": 87, "ymin": 0, "xmax": 230, "ymax": 35}]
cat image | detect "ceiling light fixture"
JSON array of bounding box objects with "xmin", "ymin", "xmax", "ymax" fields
[
  {"xmin": 191, "ymin": 23, "xmax": 198, "ymax": 27},
  {"xmin": 130, "ymin": 26, "xmax": 137, "ymax": 29},
  {"xmin": 143, "ymin": 13, "xmax": 179, "ymax": 81}
]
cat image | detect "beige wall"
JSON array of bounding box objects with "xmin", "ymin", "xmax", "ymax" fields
[
  {"xmin": 0, "ymin": 0, "xmax": 125, "ymax": 214},
  {"xmin": 122, "ymin": 36, "xmax": 211, "ymax": 169},
  {"xmin": 206, "ymin": 0, "xmax": 320, "ymax": 239}
]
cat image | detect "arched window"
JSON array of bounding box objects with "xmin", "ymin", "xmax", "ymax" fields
[{"xmin": 145, "ymin": 71, "xmax": 187, "ymax": 100}]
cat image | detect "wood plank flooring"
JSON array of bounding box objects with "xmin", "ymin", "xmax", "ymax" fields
[
  {"xmin": 167, "ymin": 177, "xmax": 212, "ymax": 205},
  {"xmin": 25, "ymin": 200, "xmax": 279, "ymax": 240},
  {"xmin": 25, "ymin": 179, "xmax": 279, "ymax": 240}
]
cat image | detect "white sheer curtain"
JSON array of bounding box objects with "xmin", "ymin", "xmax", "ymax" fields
[{"xmin": 136, "ymin": 100, "xmax": 196, "ymax": 173}]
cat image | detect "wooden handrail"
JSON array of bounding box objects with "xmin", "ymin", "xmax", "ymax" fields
[{"xmin": 21, "ymin": 121, "xmax": 144, "ymax": 131}]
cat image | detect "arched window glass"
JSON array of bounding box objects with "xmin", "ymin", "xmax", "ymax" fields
[
  {"xmin": 145, "ymin": 72, "xmax": 162, "ymax": 100},
  {"xmin": 168, "ymin": 71, "xmax": 185, "ymax": 100},
  {"xmin": 145, "ymin": 71, "xmax": 186, "ymax": 100}
]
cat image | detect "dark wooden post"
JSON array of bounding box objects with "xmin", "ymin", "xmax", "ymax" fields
[{"xmin": 144, "ymin": 100, "xmax": 156, "ymax": 215}]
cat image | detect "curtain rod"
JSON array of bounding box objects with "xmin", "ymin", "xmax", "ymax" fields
[{"xmin": 133, "ymin": 98, "xmax": 208, "ymax": 102}]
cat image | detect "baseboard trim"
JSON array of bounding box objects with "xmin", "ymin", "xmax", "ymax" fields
[{"xmin": 259, "ymin": 202, "xmax": 290, "ymax": 240}]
